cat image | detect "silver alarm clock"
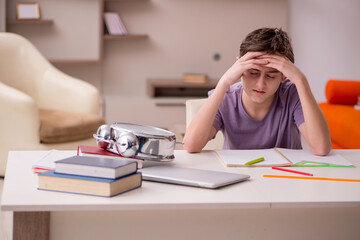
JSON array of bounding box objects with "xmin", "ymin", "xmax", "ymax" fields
[{"xmin": 93, "ymin": 123, "xmax": 176, "ymax": 161}]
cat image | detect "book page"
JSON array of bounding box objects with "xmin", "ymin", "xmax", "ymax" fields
[
  {"xmin": 32, "ymin": 150, "xmax": 76, "ymax": 172},
  {"xmin": 277, "ymin": 148, "xmax": 353, "ymax": 166},
  {"xmin": 215, "ymin": 149, "xmax": 291, "ymax": 167}
]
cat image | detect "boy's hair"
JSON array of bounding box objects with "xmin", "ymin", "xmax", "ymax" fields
[{"xmin": 240, "ymin": 27, "xmax": 294, "ymax": 63}]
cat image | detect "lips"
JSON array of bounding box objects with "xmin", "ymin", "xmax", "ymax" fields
[{"xmin": 253, "ymin": 89, "xmax": 265, "ymax": 95}]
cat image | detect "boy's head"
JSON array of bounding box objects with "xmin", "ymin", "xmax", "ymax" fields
[{"xmin": 239, "ymin": 27, "xmax": 294, "ymax": 63}]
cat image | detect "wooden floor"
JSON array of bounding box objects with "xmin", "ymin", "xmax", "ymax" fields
[{"xmin": 0, "ymin": 178, "xmax": 12, "ymax": 240}]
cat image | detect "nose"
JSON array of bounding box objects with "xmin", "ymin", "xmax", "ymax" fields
[{"xmin": 256, "ymin": 74, "xmax": 266, "ymax": 89}]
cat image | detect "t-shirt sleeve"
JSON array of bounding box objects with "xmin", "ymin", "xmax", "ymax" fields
[
  {"xmin": 213, "ymin": 110, "xmax": 223, "ymax": 131},
  {"xmin": 293, "ymin": 98, "xmax": 305, "ymax": 127},
  {"xmin": 208, "ymin": 89, "xmax": 223, "ymax": 132},
  {"xmin": 291, "ymin": 86, "xmax": 305, "ymax": 127}
]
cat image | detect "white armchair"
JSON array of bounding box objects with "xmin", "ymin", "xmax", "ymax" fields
[
  {"xmin": 0, "ymin": 32, "xmax": 104, "ymax": 176},
  {"xmin": 185, "ymin": 98, "xmax": 224, "ymax": 150}
]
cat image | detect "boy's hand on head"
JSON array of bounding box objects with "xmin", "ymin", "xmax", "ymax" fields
[
  {"xmin": 219, "ymin": 52, "xmax": 269, "ymax": 88},
  {"xmin": 259, "ymin": 54, "xmax": 306, "ymax": 85}
]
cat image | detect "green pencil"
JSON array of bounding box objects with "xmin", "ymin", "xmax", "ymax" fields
[{"xmin": 244, "ymin": 157, "xmax": 265, "ymax": 166}]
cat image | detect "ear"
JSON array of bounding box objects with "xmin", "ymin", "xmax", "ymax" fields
[{"xmin": 281, "ymin": 74, "xmax": 287, "ymax": 83}]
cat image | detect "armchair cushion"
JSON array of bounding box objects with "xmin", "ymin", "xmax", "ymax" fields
[
  {"xmin": 325, "ymin": 79, "xmax": 360, "ymax": 104},
  {"xmin": 0, "ymin": 32, "xmax": 104, "ymax": 177},
  {"xmin": 318, "ymin": 103, "xmax": 360, "ymax": 149},
  {"xmin": 39, "ymin": 109, "xmax": 105, "ymax": 143}
]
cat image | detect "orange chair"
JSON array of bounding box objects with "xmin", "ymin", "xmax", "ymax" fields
[{"xmin": 318, "ymin": 80, "xmax": 360, "ymax": 149}]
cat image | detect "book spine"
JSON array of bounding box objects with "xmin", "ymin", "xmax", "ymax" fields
[
  {"xmin": 111, "ymin": 13, "xmax": 122, "ymax": 35},
  {"xmin": 104, "ymin": 13, "xmax": 113, "ymax": 34},
  {"xmin": 104, "ymin": 12, "xmax": 123, "ymax": 35},
  {"xmin": 78, "ymin": 151, "xmax": 143, "ymax": 169},
  {"xmin": 114, "ymin": 14, "xmax": 127, "ymax": 35}
]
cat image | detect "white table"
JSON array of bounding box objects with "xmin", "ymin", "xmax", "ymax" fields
[{"xmin": 1, "ymin": 150, "xmax": 360, "ymax": 240}]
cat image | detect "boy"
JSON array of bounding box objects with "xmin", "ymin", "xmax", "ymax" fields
[{"xmin": 183, "ymin": 27, "xmax": 331, "ymax": 155}]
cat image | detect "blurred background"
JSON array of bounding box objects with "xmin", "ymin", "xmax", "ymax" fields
[{"xmin": 2, "ymin": 0, "xmax": 360, "ymax": 129}]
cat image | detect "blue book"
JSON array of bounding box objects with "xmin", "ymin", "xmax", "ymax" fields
[
  {"xmin": 55, "ymin": 155, "xmax": 138, "ymax": 179},
  {"xmin": 38, "ymin": 170, "xmax": 142, "ymax": 197}
]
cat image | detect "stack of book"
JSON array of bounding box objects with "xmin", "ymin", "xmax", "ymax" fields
[
  {"xmin": 32, "ymin": 145, "xmax": 144, "ymax": 173},
  {"xmin": 78, "ymin": 145, "xmax": 144, "ymax": 169},
  {"xmin": 38, "ymin": 155, "xmax": 142, "ymax": 197},
  {"xmin": 103, "ymin": 12, "xmax": 128, "ymax": 35}
]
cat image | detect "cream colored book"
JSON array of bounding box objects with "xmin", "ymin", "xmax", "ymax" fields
[
  {"xmin": 38, "ymin": 170, "xmax": 142, "ymax": 197},
  {"xmin": 183, "ymin": 73, "xmax": 208, "ymax": 83}
]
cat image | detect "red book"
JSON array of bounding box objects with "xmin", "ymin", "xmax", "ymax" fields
[{"xmin": 77, "ymin": 145, "xmax": 143, "ymax": 169}]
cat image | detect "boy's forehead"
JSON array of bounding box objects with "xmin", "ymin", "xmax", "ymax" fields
[{"xmin": 250, "ymin": 66, "xmax": 280, "ymax": 73}]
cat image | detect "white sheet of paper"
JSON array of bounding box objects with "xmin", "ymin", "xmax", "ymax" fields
[
  {"xmin": 32, "ymin": 150, "xmax": 76, "ymax": 170},
  {"xmin": 216, "ymin": 149, "xmax": 289, "ymax": 166}
]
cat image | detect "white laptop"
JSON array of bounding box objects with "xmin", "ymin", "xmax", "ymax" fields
[{"xmin": 140, "ymin": 166, "xmax": 250, "ymax": 189}]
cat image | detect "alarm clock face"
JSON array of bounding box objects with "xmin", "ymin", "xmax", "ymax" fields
[
  {"xmin": 94, "ymin": 123, "xmax": 176, "ymax": 161},
  {"xmin": 115, "ymin": 131, "xmax": 139, "ymax": 158},
  {"xmin": 95, "ymin": 124, "xmax": 111, "ymax": 148}
]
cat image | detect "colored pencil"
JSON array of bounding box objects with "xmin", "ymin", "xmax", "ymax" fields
[
  {"xmin": 272, "ymin": 167, "xmax": 313, "ymax": 176},
  {"xmin": 263, "ymin": 175, "xmax": 360, "ymax": 183},
  {"xmin": 245, "ymin": 157, "xmax": 265, "ymax": 166}
]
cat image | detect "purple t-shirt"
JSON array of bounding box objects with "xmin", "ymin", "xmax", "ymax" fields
[{"xmin": 209, "ymin": 80, "xmax": 304, "ymax": 149}]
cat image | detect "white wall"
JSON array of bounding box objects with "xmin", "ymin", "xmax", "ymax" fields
[
  {"xmin": 288, "ymin": 0, "xmax": 360, "ymax": 102},
  {"xmin": 103, "ymin": 0, "xmax": 287, "ymax": 97},
  {"xmin": 101, "ymin": 0, "xmax": 287, "ymax": 128},
  {"xmin": 6, "ymin": 0, "xmax": 101, "ymax": 61},
  {"xmin": 59, "ymin": 0, "xmax": 288, "ymax": 128}
]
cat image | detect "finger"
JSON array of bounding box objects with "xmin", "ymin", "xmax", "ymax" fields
[
  {"xmin": 240, "ymin": 51, "xmax": 266, "ymax": 62},
  {"xmin": 240, "ymin": 60, "xmax": 269, "ymax": 72},
  {"xmin": 257, "ymin": 54, "xmax": 288, "ymax": 65},
  {"xmin": 252, "ymin": 59, "xmax": 269, "ymax": 65},
  {"xmin": 240, "ymin": 57, "xmax": 269, "ymax": 66},
  {"xmin": 264, "ymin": 62, "xmax": 288, "ymax": 78},
  {"xmin": 234, "ymin": 60, "xmax": 268, "ymax": 75},
  {"xmin": 263, "ymin": 61, "xmax": 281, "ymax": 70},
  {"xmin": 257, "ymin": 56, "xmax": 278, "ymax": 63},
  {"xmin": 257, "ymin": 52, "xmax": 284, "ymax": 58},
  {"xmin": 258, "ymin": 56, "xmax": 286, "ymax": 69}
]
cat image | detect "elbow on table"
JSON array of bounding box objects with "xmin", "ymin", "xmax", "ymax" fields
[
  {"xmin": 311, "ymin": 142, "xmax": 332, "ymax": 156},
  {"xmin": 183, "ymin": 140, "xmax": 203, "ymax": 153}
]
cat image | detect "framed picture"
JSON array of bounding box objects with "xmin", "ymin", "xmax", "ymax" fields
[{"xmin": 16, "ymin": 2, "xmax": 40, "ymax": 20}]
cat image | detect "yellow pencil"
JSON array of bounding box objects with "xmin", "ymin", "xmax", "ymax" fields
[{"xmin": 263, "ymin": 175, "xmax": 360, "ymax": 183}]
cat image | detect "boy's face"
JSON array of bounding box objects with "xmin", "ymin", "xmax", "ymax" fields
[{"xmin": 241, "ymin": 65, "xmax": 284, "ymax": 105}]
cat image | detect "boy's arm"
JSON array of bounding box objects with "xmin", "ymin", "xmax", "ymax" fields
[
  {"xmin": 183, "ymin": 52, "xmax": 268, "ymax": 153},
  {"xmin": 294, "ymin": 80, "xmax": 331, "ymax": 155},
  {"xmin": 263, "ymin": 55, "xmax": 331, "ymax": 155},
  {"xmin": 183, "ymin": 82, "xmax": 227, "ymax": 153}
]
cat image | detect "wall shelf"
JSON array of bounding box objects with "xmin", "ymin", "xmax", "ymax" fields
[
  {"xmin": 6, "ymin": 19, "xmax": 54, "ymax": 25},
  {"xmin": 104, "ymin": 34, "xmax": 148, "ymax": 40},
  {"xmin": 147, "ymin": 79, "xmax": 217, "ymax": 98}
]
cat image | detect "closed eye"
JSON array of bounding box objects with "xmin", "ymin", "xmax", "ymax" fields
[{"xmin": 250, "ymin": 72, "xmax": 260, "ymax": 76}]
